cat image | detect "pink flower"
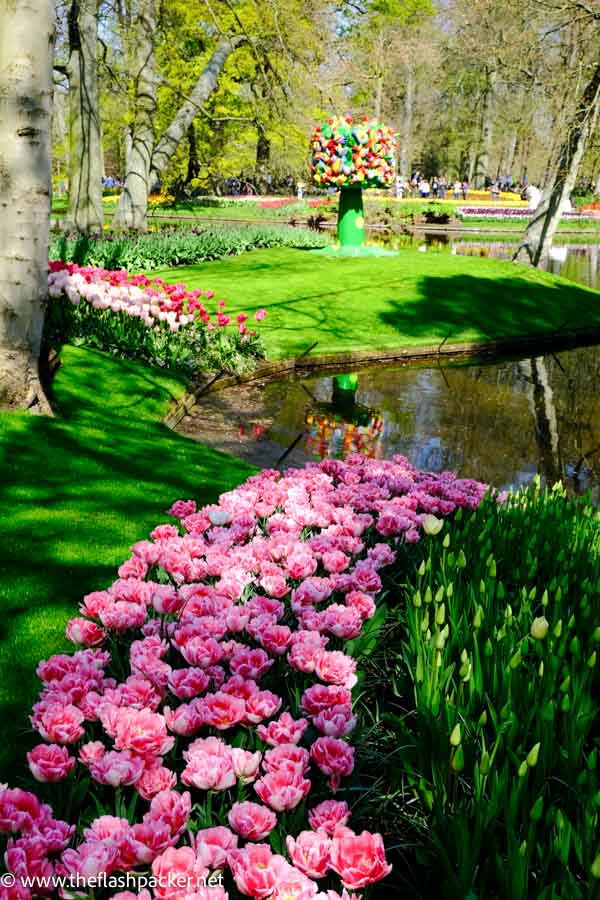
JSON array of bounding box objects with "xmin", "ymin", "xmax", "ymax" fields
[
  {"xmin": 201, "ymin": 692, "xmax": 246, "ymax": 730},
  {"xmin": 308, "ymin": 800, "xmax": 351, "ymax": 836},
  {"xmin": 301, "ymin": 685, "xmax": 352, "ymax": 717},
  {"xmin": 152, "ymin": 846, "xmax": 208, "ymax": 899},
  {"xmin": 228, "ymin": 801, "xmax": 277, "ymax": 841},
  {"xmin": 245, "ymin": 691, "xmax": 282, "ymax": 725},
  {"xmin": 27, "ymin": 744, "xmax": 75, "ymax": 783},
  {"xmin": 231, "ymin": 748, "xmax": 262, "ymax": 782},
  {"xmin": 314, "ymin": 651, "xmax": 357, "ymax": 690},
  {"xmin": 310, "ymin": 738, "xmax": 355, "ymax": 790},
  {"xmin": 89, "ymin": 750, "xmax": 145, "ymax": 788},
  {"xmin": 269, "ymin": 857, "xmax": 318, "ymax": 900},
  {"xmin": 229, "ymin": 649, "xmax": 273, "ymax": 681},
  {"xmin": 329, "ymin": 827, "xmax": 392, "ymax": 890},
  {"xmin": 263, "ymin": 744, "xmax": 310, "ymax": 777},
  {"xmin": 257, "ymin": 712, "xmax": 308, "ymax": 747},
  {"xmin": 106, "ymin": 708, "xmax": 174, "ymax": 758},
  {"xmin": 254, "ymin": 769, "xmax": 311, "ymax": 811},
  {"xmin": 313, "ymin": 706, "xmax": 357, "ymax": 738},
  {"xmin": 79, "ymin": 741, "xmax": 106, "ymax": 765},
  {"xmin": 164, "ymin": 702, "xmax": 204, "ymax": 737},
  {"xmin": 287, "ymin": 830, "xmax": 332, "ymax": 878},
  {"xmin": 32, "ymin": 702, "xmax": 85, "ymax": 744},
  {"xmin": 255, "ymin": 309, "xmax": 267, "ymax": 321},
  {"xmin": 195, "ymin": 826, "xmax": 237, "ymax": 869},
  {"xmin": 66, "ymin": 617, "xmax": 106, "ymax": 647},
  {"xmin": 169, "ymin": 668, "xmax": 210, "ymax": 699},
  {"xmin": 229, "ymin": 844, "xmax": 277, "ymax": 898},
  {"xmin": 345, "ymin": 591, "xmax": 376, "ymax": 620},
  {"xmin": 135, "ymin": 762, "xmax": 177, "ymax": 800}
]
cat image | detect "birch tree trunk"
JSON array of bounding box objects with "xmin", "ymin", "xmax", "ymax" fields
[
  {"xmin": 255, "ymin": 122, "xmax": 271, "ymax": 194},
  {"xmin": 399, "ymin": 62, "xmax": 414, "ymax": 177},
  {"xmin": 67, "ymin": 0, "xmax": 104, "ymax": 233},
  {"xmin": 514, "ymin": 60, "xmax": 600, "ymax": 267},
  {"xmin": 0, "ymin": 0, "xmax": 55, "ymax": 412},
  {"xmin": 149, "ymin": 36, "xmax": 244, "ymax": 185},
  {"xmin": 113, "ymin": 0, "xmax": 158, "ymax": 231}
]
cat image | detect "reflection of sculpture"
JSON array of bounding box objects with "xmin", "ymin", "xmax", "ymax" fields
[
  {"xmin": 304, "ymin": 374, "xmax": 385, "ymax": 459},
  {"xmin": 310, "ymin": 115, "xmax": 396, "ymax": 252}
]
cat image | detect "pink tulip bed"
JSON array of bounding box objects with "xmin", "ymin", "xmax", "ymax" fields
[
  {"xmin": 45, "ymin": 262, "xmax": 267, "ymax": 376},
  {"xmin": 0, "ymin": 454, "xmax": 488, "ymax": 899},
  {"xmin": 457, "ymin": 207, "xmax": 600, "ymax": 220}
]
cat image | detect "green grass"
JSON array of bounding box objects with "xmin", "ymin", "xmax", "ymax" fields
[
  {"xmin": 0, "ymin": 347, "xmax": 255, "ymax": 779},
  {"xmin": 151, "ymin": 247, "xmax": 600, "ymax": 361}
]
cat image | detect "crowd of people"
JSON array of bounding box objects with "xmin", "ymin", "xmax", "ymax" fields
[{"xmin": 394, "ymin": 172, "xmax": 525, "ymax": 201}]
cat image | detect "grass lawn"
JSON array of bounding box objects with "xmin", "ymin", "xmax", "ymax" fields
[
  {"xmin": 152, "ymin": 246, "xmax": 600, "ymax": 361},
  {"xmin": 0, "ymin": 346, "xmax": 254, "ymax": 779}
]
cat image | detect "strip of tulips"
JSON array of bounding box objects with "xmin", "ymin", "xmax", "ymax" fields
[
  {"xmin": 0, "ymin": 455, "xmax": 488, "ymax": 899},
  {"xmin": 45, "ymin": 262, "xmax": 267, "ymax": 376}
]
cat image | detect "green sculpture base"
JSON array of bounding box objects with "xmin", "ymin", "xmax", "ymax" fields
[{"xmin": 338, "ymin": 187, "xmax": 365, "ymax": 247}]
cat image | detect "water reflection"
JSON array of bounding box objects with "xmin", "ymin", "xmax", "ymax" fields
[{"xmin": 263, "ymin": 344, "xmax": 600, "ymax": 501}]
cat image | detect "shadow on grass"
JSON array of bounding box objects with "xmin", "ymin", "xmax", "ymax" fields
[
  {"xmin": 376, "ymin": 274, "xmax": 600, "ymax": 346},
  {"xmin": 0, "ymin": 347, "xmax": 255, "ymax": 781}
]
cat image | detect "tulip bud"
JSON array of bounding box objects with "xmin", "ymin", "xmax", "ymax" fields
[
  {"xmin": 473, "ymin": 606, "xmax": 483, "ymax": 629},
  {"xmin": 560, "ymin": 675, "xmax": 570, "ymax": 692},
  {"xmin": 435, "ymin": 586, "xmax": 444, "ymax": 605},
  {"xmin": 592, "ymin": 626, "xmax": 600, "ymax": 642},
  {"xmin": 433, "ymin": 632, "xmax": 445, "ymax": 650},
  {"xmin": 418, "ymin": 560, "xmax": 426, "ymax": 577},
  {"xmin": 518, "ymin": 760, "xmax": 528, "ymax": 777},
  {"xmin": 423, "ymin": 514, "xmax": 444, "ymax": 536},
  {"xmin": 538, "ymin": 660, "xmax": 544, "ymax": 677},
  {"xmin": 450, "ymin": 724, "xmax": 461, "ymax": 746},
  {"xmin": 421, "ymin": 613, "xmax": 430, "ymax": 633},
  {"xmin": 553, "ymin": 620, "xmax": 563, "ymax": 638},
  {"xmin": 457, "ymin": 550, "xmax": 466, "ymax": 569},
  {"xmin": 592, "ymin": 856, "xmax": 600, "ymax": 879},
  {"xmin": 478, "ymin": 709, "xmax": 487, "ymax": 728},
  {"xmin": 531, "ymin": 617, "xmax": 549, "ymax": 640},
  {"xmin": 479, "ymin": 751, "xmax": 490, "ymax": 775},
  {"xmin": 588, "ymin": 652, "xmax": 597, "ymax": 668},
  {"xmin": 526, "ymin": 742, "xmax": 540, "ymax": 767},
  {"xmin": 436, "ymin": 603, "xmax": 446, "ymax": 626},
  {"xmin": 484, "ymin": 638, "xmax": 493, "ymax": 657},
  {"xmin": 413, "ymin": 590, "xmax": 422, "ymax": 608},
  {"xmin": 509, "ymin": 649, "xmax": 521, "ymax": 669},
  {"xmin": 443, "ymin": 533, "xmax": 450, "ymax": 548},
  {"xmin": 425, "ymin": 587, "xmax": 432, "ymax": 604},
  {"xmin": 519, "ymin": 841, "xmax": 527, "ymax": 858},
  {"xmin": 541, "ymin": 589, "xmax": 549, "ymax": 607},
  {"xmin": 450, "ymin": 746, "xmax": 464, "ymax": 772},
  {"xmin": 561, "ymin": 694, "xmax": 570, "ymax": 712}
]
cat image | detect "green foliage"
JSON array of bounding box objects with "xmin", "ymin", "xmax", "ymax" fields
[
  {"xmin": 49, "ymin": 225, "xmax": 330, "ymax": 271},
  {"xmin": 372, "ymin": 483, "xmax": 600, "ymax": 898},
  {"xmin": 44, "ymin": 295, "xmax": 265, "ymax": 377}
]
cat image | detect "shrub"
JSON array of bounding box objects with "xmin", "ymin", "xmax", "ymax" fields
[
  {"xmin": 366, "ymin": 481, "xmax": 600, "ymax": 898},
  {"xmin": 49, "ymin": 224, "xmax": 331, "ymax": 271}
]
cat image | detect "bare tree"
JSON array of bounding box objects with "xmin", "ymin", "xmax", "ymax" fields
[
  {"xmin": 0, "ymin": 0, "xmax": 55, "ymax": 411},
  {"xmin": 514, "ymin": 58, "xmax": 600, "ymax": 266}
]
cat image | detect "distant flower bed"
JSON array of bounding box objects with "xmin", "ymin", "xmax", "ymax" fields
[
  {"xmin": 458, "ymin": 206, "xmax": 600, "ymax": 220},
  {"xmin": 0, "ymin": 454, "xmax": 488, "ymax": 899},
  {"xmin": 258, "ymin": 198, "xmax": 334, "ymax": 210},
  {"xmin": 45, "ymin": 262, "xmax": 266, "ymax": 376}
]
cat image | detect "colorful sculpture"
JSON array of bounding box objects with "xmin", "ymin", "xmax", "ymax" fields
[{"xmin": 310, "ymin": 115, "xmax": 397, "ymax": 252}]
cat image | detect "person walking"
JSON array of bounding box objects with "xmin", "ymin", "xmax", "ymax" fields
[
  {"xmin": 461, "ymin": 179, "xmax": 469, "ymax": 200},
  {"xmin": 453, "ymin": 180, "xmax": 461, "ymax": 200}
]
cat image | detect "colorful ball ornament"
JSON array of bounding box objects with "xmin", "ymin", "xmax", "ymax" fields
[{"xmin": 310, "ymin": 114, "xmax": 396, "ymax": 190}]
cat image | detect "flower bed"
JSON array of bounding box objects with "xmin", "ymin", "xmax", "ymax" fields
[
  {"xmin": 0, "ymin": 455, "xmax": 487, "ymax": 899},
  {"xmin": 457, "ymin": 206, "xmax": 600, "ymax": 220},
  {"xmin": 46, "ymin": 263, "xmax": 267, "ymax": 376}
]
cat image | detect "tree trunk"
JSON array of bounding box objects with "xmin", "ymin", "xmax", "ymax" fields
[
  {"xmin": 0, "ymin": 0, "xmax": 55, "ymax": 412},
  {"xmin": 505, "ymin": 129, "xmax": 518, "ymax": 177},
  {"xmin": 113, "ymin": 0, "xmax": 158, "ymax": 231},
  {"xmin": 514, "ymin": 60, "xmax": 600, "ymax": 267},
  {"xmin": 150, "ymin": 36, "xmax": 243, "ymax": 184},
  {"xmin": 474, "ymin": 71, "xmax": 495, "ymax": 188},
  {"xmin": 67, "ymin": 0, "xmax": 104, "ymax": 233},
  {"xmin": 255, "ymin": 122, "xmax": 271, "ymax": 194},
  {"xmin": 185, "ymin": 124, "xmax": 200, "ymax": 184},
  {"xmin": 399, "ymin": 62, "xmax": 414, "ymax": 177}
]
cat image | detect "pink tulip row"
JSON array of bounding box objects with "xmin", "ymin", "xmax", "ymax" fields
[
  {"xmin": 0, "ymin": 454, "xmax": 488, "ymax": 899},
  {"xmin": 47, "ymin": 262, "xmax": 266, "ymax": 335}
]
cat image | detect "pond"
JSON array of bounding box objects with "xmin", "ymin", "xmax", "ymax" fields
[{"xmin": 178, "ymin": 237, "xmax": 600, "ymax": 500}]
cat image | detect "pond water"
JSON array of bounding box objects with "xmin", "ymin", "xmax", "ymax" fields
[{"xmin": 179, "ymin": 236, "xmax": 600, "ymax": 500}]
